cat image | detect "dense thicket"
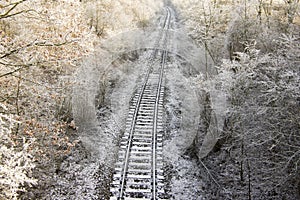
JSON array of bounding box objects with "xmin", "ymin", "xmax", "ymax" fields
[
  {"xmin": 0, "ymin": 0, "xmax": 161, "ymax": 199},
  {"xmin": 173, "ymin": 0, "xmax": 300, "ymax": 199}
]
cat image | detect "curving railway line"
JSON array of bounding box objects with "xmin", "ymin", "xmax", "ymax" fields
[{"xmin": 110, "ymin": 7, "xmax": 172, "ymax": 200}]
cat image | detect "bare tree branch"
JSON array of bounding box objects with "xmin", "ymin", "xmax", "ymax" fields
[
  {"xmin": 0, "ymin": 41, "xmax": 36, "ymax": 59},
  {"xmin": 0, "ymin": 64, "xmax": 32, "ymax": 78},
  {"xmin": 1, "ymin": 35, "xmax": 77, "ymax": 60},
  {"xmin": 0, "ymin": 0, "xmax": 31, "ymax": 19}
]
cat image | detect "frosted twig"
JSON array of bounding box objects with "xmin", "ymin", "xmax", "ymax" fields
[{"xmin": 199, "ymin": 160, "xmax": 220, "ymax": 187}]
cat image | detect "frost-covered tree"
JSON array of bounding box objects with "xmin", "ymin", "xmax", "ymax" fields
[
  {"xmin": 285, "ymin": 0, "xmax": 299, "ymax": 24},
  {"xmin": 0, "ymin": 103, "xmax": 37, "ymax": 200},
  {"xmin": 1, "ymin": 0, "xmax": 164, "ymax": 198},
  {"xmin": 173, "ymin": 0, "xmax": 300, "ymax": 199}
]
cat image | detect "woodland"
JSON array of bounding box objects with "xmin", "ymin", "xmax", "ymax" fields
[{"xmin": 0, "ymin": 0, "xmax": 299, "ymax": 199}]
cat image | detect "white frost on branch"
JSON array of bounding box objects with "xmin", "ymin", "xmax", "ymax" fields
[{"xmin": 0, "ymin": 103, "xmax": 37, "ymax": 200}]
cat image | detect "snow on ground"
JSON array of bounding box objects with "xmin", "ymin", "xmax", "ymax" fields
[
  {"xmin": 46, "ymin": 51, "xmax": 150, "ymax": 199},
  {"xmin": 163, "ymin": 58, "xmax": 206, "ymax": 199}
]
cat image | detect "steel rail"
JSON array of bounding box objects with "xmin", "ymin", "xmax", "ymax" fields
[
  {"xmin": 118, "ymin": 63, "xmax": 152, "ymax": 199},
  {"xmin": 111, "ymin": 7, "xmax": 172, "ymax": 200},
  {"xmin": 152, "ymin": 7, "xmax": 171, "ymax": 200}
]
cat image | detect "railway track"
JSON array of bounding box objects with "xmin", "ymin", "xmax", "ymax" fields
[{"xmin": 110, "ymin": 7, "xmax": 171, "ymax": 200}]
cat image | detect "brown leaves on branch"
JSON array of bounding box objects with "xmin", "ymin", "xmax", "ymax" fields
[
  {"xmin": 0, "ymin": 0, "xmax": 165, "ymax": 198},
  {"xmin": 0, "ymin": 35, "xmax": 79, "ymax": 78}
]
